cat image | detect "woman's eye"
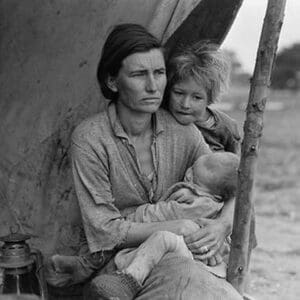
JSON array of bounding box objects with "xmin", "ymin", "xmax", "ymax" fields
[
  {"xmin": 132, "ymin": 73, "xmax": 144, "ymax": 77},
  {"xmin": 155, "ymin": 69, "xmax": 166, "ymax": 75}
]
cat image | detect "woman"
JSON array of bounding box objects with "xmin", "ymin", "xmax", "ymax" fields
[{"xmin": 70, "ymin": 24, "xmax": 242, "ymax": 299}]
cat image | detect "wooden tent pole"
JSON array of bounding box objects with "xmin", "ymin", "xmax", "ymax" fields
[{"xmin": 227, "ymin": 0, "xmax": 286, "ymax": 295}]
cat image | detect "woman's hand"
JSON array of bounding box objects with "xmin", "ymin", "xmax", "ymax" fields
[
  {"xmin": 178, "ymin": 219, "xmax": 201, "ymax": 236},
  {"xmin": 183, "ymin": 217, "xmax": 229, "ymax": 259},
  {"xmin": 168, "ymin": 188, "xmax": 197, "ymax": 204},
  {"xmin": 194, "ymin": 252, "xmax": 223, "ymax": 266}
]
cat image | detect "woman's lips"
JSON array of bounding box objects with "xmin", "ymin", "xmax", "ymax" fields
[
  {"xmin": 142, "ymin": 98, "xmax": 161, "ymax": 104},
  {"xmin": 176, "ymin": 111, "xmax": 191, "ymax": 115},
  {"xmin": 143, "ymin": 97, "xmax": 161, "ymax": 101}
]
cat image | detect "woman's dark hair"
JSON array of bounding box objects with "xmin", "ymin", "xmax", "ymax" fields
[{"xmin": 97, "ymin": 23, "xmax": 163, "ymax": 101}]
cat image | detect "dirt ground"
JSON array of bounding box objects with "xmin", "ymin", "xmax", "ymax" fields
[{"xmin": 225, "ymin": 88, "xmax": 300, "ymax": 300}]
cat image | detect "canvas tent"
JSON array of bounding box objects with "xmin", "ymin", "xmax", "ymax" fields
[{"xmin": 0, "ymin": 0, "xmax": 243, "ymax": 256}]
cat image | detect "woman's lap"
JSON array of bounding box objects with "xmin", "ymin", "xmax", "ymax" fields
[
  {"xmin": 135, "ymin": 254, "xmax": 242, "ymax": 300},
  {"xmin": 85, "ymin": 253, "xmax": 242, "ymax": 300}
]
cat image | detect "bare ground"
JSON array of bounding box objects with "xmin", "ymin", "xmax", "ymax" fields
[{"xmin": 224, "ymin": 88, "xmax": 300, "ymax": 300}]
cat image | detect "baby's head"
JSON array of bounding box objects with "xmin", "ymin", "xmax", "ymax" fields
[
  {"xmin": 164, "ymin": 42, "xmax": 230, "ymax": 125},
  {"xmin": 188, "ymin": 152, "xmax": 239, "ymax": 201}
]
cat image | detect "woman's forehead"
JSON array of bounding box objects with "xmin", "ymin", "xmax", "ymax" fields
[{"xmin": 121, "ymin": 49, "xmax": 165, "ymax": 71}]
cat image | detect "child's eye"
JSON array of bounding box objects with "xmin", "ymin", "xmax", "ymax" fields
[
  {"xmin": 193, "ymin": 96, "xmax": 203, "ymax": 101},
  {"xmin": 173, "ymin": 90, "xmax": 183, "ymax": 95}
]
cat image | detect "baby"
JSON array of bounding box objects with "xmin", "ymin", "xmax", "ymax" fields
[
  {"xmin": 125, "ymin": 151, "xmax": 239, "ymax": 224},
  {"xmin": 46, "ymin": 152, "xmax": 239, "ymax": 298}
]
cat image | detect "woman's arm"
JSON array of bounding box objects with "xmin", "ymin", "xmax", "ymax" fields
[{"xmin": 124, "ymin": 219, "xmax": 200, "ymax": 248}]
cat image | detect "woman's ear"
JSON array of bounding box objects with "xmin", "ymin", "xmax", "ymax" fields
[{"xmin": 106, "ymin": 76, "xmax": 118, "ymax": 92}]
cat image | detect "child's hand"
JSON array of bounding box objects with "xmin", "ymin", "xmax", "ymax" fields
[{"xmin": 168, "ymin": 188, "xmax": 197, "ymax": 204}]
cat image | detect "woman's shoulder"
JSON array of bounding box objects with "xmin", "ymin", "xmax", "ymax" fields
[{"xmin": 71, "ymin": 110, "xmax": 109, "ymax": 146}]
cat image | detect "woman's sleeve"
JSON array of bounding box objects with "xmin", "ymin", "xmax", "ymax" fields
[{"xmin": 71, "ymin": 141, "xmax": 132, "ymax": 253}]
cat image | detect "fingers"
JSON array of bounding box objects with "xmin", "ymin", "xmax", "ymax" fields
[
  {"xmin": 168, "ymin": 188, "xmax": 196, "ymax": 203},
  {"xmin": 214, "ymin": 253, "xmax": 223, "ymax": 265},
  {"xmin": 168, "ymin": 190, "xmax": 182, "ymax": 202},
  {"xmin": 193, "ymin": 256, "xmax": 208, "ymax": 265},
  {"xmin": 207, "ymin": 256, "xmax": 217, "ymax": 266},
  {"xmin": 188, "ymin": 240, "xmax": 222, "ymax": 258},
  {"xmin": 176, "ymin": 195, "xmax": 194, "ymax": 204},
  {"xmin": 194, "ymin": 217, "xmax": 213, "ymax": 227},
  {"xmin": 192, "ymin": 248, "xmax": 215, "ymax": 260},
  {"xmin": 184, "ymin": 229, "xmax": 208, "ymax": 244}
]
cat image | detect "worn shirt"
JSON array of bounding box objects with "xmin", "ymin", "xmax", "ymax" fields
[
  {"xmin": 195, "ymin": 107, "xmax": 241, "ymax": 154},
  {"xmin": 71, "ymin": 102, "xmax": 211, "ymax": 253}
]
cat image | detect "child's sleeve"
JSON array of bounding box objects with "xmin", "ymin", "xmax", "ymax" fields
[{"xmin": 226, "ymin": 121, "xmax": 241, "ymax": 154}]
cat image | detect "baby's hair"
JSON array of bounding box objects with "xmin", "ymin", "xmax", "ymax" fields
[
  {"xmin": 193, "ymin": 152, "xmax": 239, "ymax": 201},
  {"xmin": 165, "ymin": 41, "xmax": 230, "ymax": 105}
]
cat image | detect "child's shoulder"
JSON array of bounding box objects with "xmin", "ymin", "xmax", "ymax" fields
[
  {"xmin": 209, "ymin": 107, "xmax": 239, "ymax": 133},
  {"xmin": 209, "ymin": 107, "xmax": 237, "ymax": 124}
]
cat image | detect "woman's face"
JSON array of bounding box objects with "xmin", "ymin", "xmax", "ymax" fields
[
  {"xmin": 111, "ymin": 49, "xmax": 166, "ymax": 114},
  {"xmin": 168, "ymin": 77, "xmax": 209, "ymax": 125}
]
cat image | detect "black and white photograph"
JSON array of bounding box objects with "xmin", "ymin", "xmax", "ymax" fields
[{"xmin": 0, "ymin": 0, "xmax": 299, "ymax": 299}]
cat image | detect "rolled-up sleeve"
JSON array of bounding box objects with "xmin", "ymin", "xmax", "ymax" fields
[{"xmin": 71, "ymin": 141, "xmax": 132, "ymax": 253}]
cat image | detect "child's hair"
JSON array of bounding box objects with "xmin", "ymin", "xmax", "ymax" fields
[
  {"xmin": 192, "ymin": 152, "xmax": 239, "ymax": 201},
  {"xmin": 165, "ymin": 41, "xmax": 230, "ymax": 106}
]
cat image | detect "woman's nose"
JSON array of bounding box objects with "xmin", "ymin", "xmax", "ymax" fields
[{"xmin": 145, "ymin": 74, "xmax": 157, "ymax": 92}]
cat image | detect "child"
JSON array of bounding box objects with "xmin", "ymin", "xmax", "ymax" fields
[
  {"xmin": 165, "ymin": 41, "xmax": 241, "ymax": 154},
  {"xmin": 46, "ymin": 152, "xmax": 239, "ymax": 298}
]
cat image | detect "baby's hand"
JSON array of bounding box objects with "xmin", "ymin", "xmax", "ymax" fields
[{"xmin": 168, "ymin": 188, "xmax": 197, "ymax": 204}]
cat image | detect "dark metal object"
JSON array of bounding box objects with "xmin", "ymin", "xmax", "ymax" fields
[{"xmin": 0, "ymin": 228, "xmax": 48, "ymax": 299}]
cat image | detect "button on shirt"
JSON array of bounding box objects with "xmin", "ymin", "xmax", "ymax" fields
[{"xmin": 71, "ymin": 102, "xmax": 211, "ymax": 253}]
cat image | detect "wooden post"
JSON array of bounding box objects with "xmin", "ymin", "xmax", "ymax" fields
[{"xmin": 227, "ymin": 0, "xmax": 286, "ymax": 295}]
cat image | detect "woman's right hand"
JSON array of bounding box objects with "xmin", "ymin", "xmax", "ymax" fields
[
  {"xmin": 183, "ymin": 218, "xmax": 230, "ymax": 259},
  {"xmin": 177, "ymin": 219, "xmax": 200, "ymax": 236}
]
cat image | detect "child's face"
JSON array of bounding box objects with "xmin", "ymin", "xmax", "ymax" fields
[{"xmin": 168, "ymin": 77, "xmax": 209, "ymax": 125}]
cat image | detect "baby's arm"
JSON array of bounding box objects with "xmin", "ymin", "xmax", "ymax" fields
[{"xmin": 125, "ymin": 185, "xmax": 222, "ymax": 223}]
